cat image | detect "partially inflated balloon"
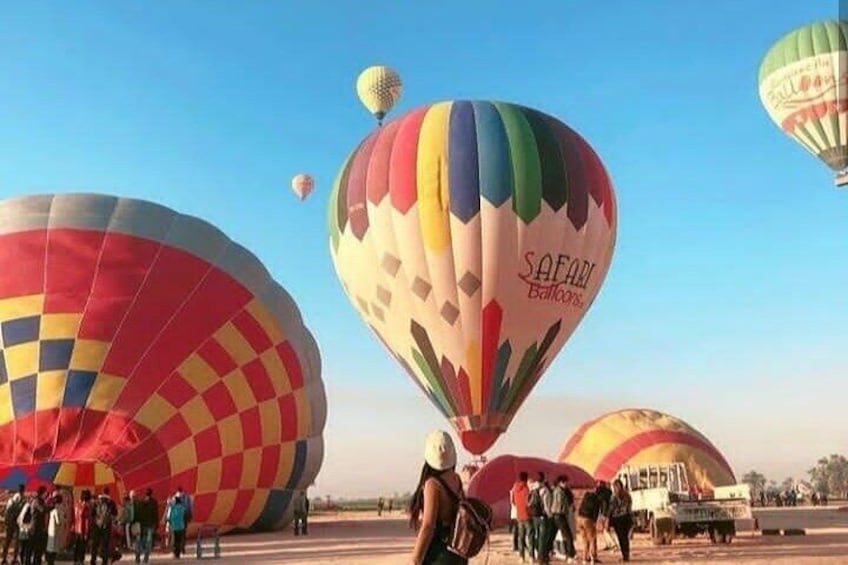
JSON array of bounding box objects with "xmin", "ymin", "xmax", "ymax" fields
[
  {"xmin": 759, "ymin": 20, "xmax": 848, "ymax": 185},
  {"xmin": 0, "ymin": 193, "xmax": 326, "ymax": 534},
  {"xmin": 328, "ymin": 100, "xmax": 617, "ymax": 455},
  {"xmin": 558, "ymin": 409, "xmax": 735, "ymax": 488},
  {"xmin": 292, "ymin": 173, "xmax": 315, "ymax": 200},
  {"xmin": 356, "ymin": 65, "xmax": 402, "ymax": 124}
]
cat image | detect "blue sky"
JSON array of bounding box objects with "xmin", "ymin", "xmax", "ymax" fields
[{"xmin": 0, "ymin": 1, "xmax": 844, "ymax": 497}]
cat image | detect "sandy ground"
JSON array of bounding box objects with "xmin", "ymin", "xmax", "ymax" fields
[{"xmin": 137, "ymin": 505, "xmax": 848, "ymax": 564}]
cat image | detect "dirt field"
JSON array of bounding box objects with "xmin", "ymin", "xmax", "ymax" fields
[{"xmin": 138, "ymin": 506, "xmax": 848, "ymax": 564}]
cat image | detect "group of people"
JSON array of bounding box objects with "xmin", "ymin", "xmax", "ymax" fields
[
  {"xmin": 509, "ymin": 474, "xmax": 634, "ymax": 564},
  {"xmin": 376, "ymin": 497, "xmax": 395, "ymax": 516},
  {"xmin": 2, "ymin": 484, "xmax": 194, "ymax": 565}
]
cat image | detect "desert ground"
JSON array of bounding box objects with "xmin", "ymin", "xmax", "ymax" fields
[{"xmin": 142, "ymin": 506, "xmax": 848, "ymax": 564}]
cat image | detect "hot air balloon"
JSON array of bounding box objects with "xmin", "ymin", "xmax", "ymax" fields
[
  {"xmin": 328, "ymin": 100, "xmax": 617, "ymax": 456},
  {"xmin": 759, "ymin": 20, "xmax": 848, "ymax": 186},
  {"xmin": 292, "ymin": 173, "xmax": 315, "ymax": 200},
  {"xmin": 356, "ymin": 65, "xmax": 402, "ymax": 125},
  {"xmin": 557, "ymin": 409, "xmax": 735, "ymax": 489},
  {"xmin": 0, "ymin": 193, "xmax": 327, "ymax": 534}
]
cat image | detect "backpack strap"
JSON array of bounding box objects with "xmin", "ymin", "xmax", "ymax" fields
[{"xmin": 432, "ymin": 474, "xmax": 464, "ymax": 502}]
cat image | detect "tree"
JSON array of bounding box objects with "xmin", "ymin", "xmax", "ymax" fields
[
  {"xmin": 808, "ymin": 454, "xmax": 848, "ymax": 498},
  {"xmin": 781, "ymin": 477, "xmax": 795, "ymax": 491},
  {"xmin": 741, "ymin": 470, "xmax": 767, "ymax": 495}
]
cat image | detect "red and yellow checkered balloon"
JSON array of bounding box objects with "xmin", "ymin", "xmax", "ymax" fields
[{"xmin": 0, "ymin": 193, "xmax": 326, "ymax": 533}]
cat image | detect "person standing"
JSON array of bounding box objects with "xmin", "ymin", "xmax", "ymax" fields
[
  {"xmin": 134, "ymin": 489, "xmax": 158, "ymax": 564},
  {"xmin": 406, "ymin": 430, "xmax": 467, "ymax": 565},
  {"xmin": 377, "ymin": 497, "xmax": 385, "ymax": 517},
  {"xmin": 72, "ymin": 491, "xmax": 92, "ymax": 565},
  {"xmin": 27, "ymin": 487, "xmax": 48, "ymax": 565},
  {"xmin": 89, "ymin": 488, "xmax": 117, "ymax": 565},
  {"xmin": 119, "ymin": 493, "xmax": 135, "ymax": 550},
  {"xmin": 2, "ymin": 485, "xmax": 26, "ymax": 565},
  {"xmin": 595, "ymin": 480, "xmax": 615, "ymax": 551},
  {"xmin": 292, "ymin": 491, "xmax": 309, "ymax": 536},
  {"xmin": 551, "ymin": 475, "xmax": 577, "ymax": 563},
  {"xmin": 509, "ymin": 472, "xmax": 531, "ymax": 563},
  {"xmin": 577, "ymin": 487, "xmax": 601, "ymax": 564},
  {"xmin": 45, "ymin": 495, "xmax": 63, "ymax": 565},
  {"xmin": 166, "ymin": 497, "xmax": 186, "ymax": 560},
  {"xmin": 608, "ymin": 480, "xmax": 633, "ymax": 562}
]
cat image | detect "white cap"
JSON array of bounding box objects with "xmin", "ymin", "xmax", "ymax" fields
[{"xmin": 424, "ymin": 430, "xmax": 457, "ymax": 471}]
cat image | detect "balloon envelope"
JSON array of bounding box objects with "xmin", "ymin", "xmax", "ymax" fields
[
  {"xmin": 759, "ymin": 20, "xmax": 848, "ymax": 180},
  {"xmin": 557, "ymin": 409, "xmax": 735, "ymax": 489},
  {"xmin": 0, "ymin": 193, "xmax": 326, "ymax": 534},
  {"xmin": 466, "ymin": 454, "xmax": 595, "ymax": 529},
  {"xmin": 328, "ymin": 100, "xmax": 617, "ymax": 455},
  {"xmin": 292, "ymin": 173, "xmax": 315, "ymax": 200},
  {"xmin": 356, "ymin": 65, "xmax": 402, "ymax": 122}
]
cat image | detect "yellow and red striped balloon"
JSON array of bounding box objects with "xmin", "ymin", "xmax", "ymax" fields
[{"xmin": 557, "ymin": 409, "xmax": 736, "ymax": 489}]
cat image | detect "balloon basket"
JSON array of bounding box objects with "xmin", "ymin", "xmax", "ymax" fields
[{"xmin": 835, "ymin": 171, "xmax": 848, "ymax": 187}]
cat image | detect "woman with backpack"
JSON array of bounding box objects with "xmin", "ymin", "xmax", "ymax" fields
[{"xmin": 408, "ymin": 430, "xmax": 489, "ymax": 565}]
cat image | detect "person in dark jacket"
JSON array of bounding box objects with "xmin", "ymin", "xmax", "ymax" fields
[
  {"xmin": 551, "ymin": 475, "xmax": 577, "ymax": 562},
  {"xmin": 134, "ymin": 489, "xmax": 159, "ymax": 564},
  {"xmin": 577, "ymin": 488, "xmax": 602, "ymax": 563}
]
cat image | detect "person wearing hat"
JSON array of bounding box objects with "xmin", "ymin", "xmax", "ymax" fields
[{"xmin": 407, "ymin": 430, "xmax": 467, "ymax": 565}]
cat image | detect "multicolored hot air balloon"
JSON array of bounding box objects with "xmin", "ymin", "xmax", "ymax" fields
[
  {"xmin": 292, "ymin": 173, "xmax": 315, "ymax": 201},
  {"xmin": 356, "ymin": 65, "xmax": 403, "ymax": 125},
  {"xmin": 328, "ymin": 100, "xmax": 617, "ymax": 455},
  {"xmin": 759, "ymin": 20, "xmax": 848, "ymax": 186},
  {"xmin": 0, "ymin": 193, "xmax": 326, "ymax": 534},
  {"xmin": 557, "ymin": 409, "xmax": 736, "ymax": 489}
]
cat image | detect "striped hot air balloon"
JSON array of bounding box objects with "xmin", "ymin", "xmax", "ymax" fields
[
  {"xmin": 0, "ymin": 193, "xmax": 326, "ymax": 534},
  {"xmin": 759, "ymin": 20, "xmax": 848, "ymax": 186},
  {"xmin": 328, "ymin": 100, "xmax": 617, "ymax": 456},
  {"xmin": 557, "ymin": 409, "xmax": 736, "ymax": 489}
]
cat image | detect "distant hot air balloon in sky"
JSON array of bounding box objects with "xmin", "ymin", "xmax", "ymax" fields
[
  {"xmin": 356, "ymin": 65, "xmax": 402, "ymax": 125},
  {"xmin": 292, "ymin": 173, "xmax": 315, "ymax": 200},
  {"xmin": 759, "ymin": 20, "xmax": 848, "ymax": 187},
  {"xmin": 0, "ymin": 193, "xmax": 326, "ymax": 535},
  {"xmin": 328, "ymin": 100, "xmax": 617, "ymax": 456}
]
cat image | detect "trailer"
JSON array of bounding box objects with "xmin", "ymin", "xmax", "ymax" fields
[{"xmin": 616, "ymin": 462, "xmax": 753, "ymax": 546}]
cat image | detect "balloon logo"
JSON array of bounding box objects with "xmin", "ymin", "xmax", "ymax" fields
[
  {"xmin": 759, "ymin": 20, "xmax": 848, "ymax": 186},
  {"xmin": 292, "ymin": 173, "xmax": 315, "ymax": 200},
  {"xmin": 356, "ymin": 65, "xmax": 403, "ymax": 125},
  {"xmin": 328, "ymin": 100, "xmax": 617, "ymax": 455}
]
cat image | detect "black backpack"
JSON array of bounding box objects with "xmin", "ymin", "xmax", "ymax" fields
[
  {"xmin": 527, "ymin": 488, "xmax": 544, "ymax": 518},
  {"xmin": 579, "ymin": 491, "xmax": 601, "ymax": 519},
  {"xmin": 4, "ymin": 496, "xmax": 25, "ymax": 524}
]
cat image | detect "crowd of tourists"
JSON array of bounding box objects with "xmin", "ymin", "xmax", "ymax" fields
[{"xmin": 2, "ymin": 484, "xmax": 194, "ymax": 565}]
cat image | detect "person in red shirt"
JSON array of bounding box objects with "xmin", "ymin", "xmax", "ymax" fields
[
  {"xmin": 72, "ymin": 490, "xmax": 92, "ymax": 565},
  {"xmin": 510, "ymin": 472, "xmax": 532, "ymax": 563}
]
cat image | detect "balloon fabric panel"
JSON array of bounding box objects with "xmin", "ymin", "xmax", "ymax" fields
[
  {"xmin": 0, "ymin": 193, "xmax": 325, "ymax": 535},
  {"xmin": 328, "ymin": 100, "xmax": 617, "ymax": 455}
]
